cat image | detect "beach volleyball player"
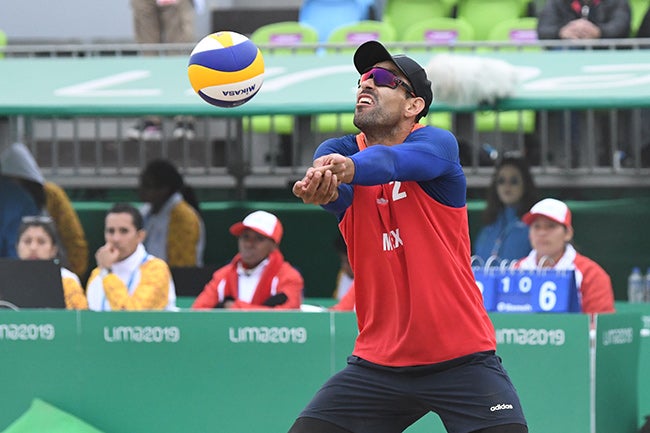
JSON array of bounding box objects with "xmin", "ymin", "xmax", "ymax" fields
[{"xmin": 290, "ymin": 40, "xmax": 528, "ymax": 433}]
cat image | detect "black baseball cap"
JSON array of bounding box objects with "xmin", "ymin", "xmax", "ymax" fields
[{"xmin": 353, "ymin": 40, "xmax": 433, "ymax": 118}]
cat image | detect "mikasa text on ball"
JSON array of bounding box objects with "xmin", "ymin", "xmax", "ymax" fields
[{"xmin": 188, "ymin": 31, "xmax": 265, "ymax": 108}]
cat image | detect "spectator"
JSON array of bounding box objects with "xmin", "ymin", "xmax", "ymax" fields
[
  {"xmin": 0, "ymin": 175, "xmax": 39, "ymax": 258},
  {"xmin": 290, "ymin": 40, "xmax": 526, "ymax": 433},
  {"xmin": 331, "ymin": 232, "xmax": 353, "ymax": 301},
  {"xmin": 0, "ymin": 142, "xmax": 89, "ymax": 277},
  {"xmin": 138, "ymin": 158, "xmax": 205, "ymax": 267},
  {"xmin": 16, "ymin": 216, "xmax": 88, "ymax": 310},
  {"xmin": 126, "ymin": 0, "xmax": 197, "ymax": 141},
  {"xmin": 537, "ymin": 0, "xmax": 631, "ymax": 40},
  {"xmin": 514, "ymin": 198, "xmax": 615, "ymax": 314},
  {"xmin": 86, "ymin": 203, "xmax": 177, "ymax": 311},
  {"xmin": 537, "ymin": 0, "xmax": 632, "ymax": 167},
  {"xmin": 473, "ymin": 156, "xmax": 538, "ymax": 262},
  {"xmin": 192, "ymin": 210, "xmax": 304, "ymax": 310}
]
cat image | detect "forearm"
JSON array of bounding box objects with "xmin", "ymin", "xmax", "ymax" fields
[
  {"xmin": 350, "ymin": 144, "xmax": 454, "ymax": 185},
  {"xmin": 192, "ymin": 274, "xmax": 225, "ymax": 309}
]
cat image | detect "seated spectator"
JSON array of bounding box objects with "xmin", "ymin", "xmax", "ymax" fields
[
  {"xmin": 537, "ymin": 0, "xmax": 631, "ymax": 41},
  {"xmin": 537, "ymin": 0, "xmax": 632, "ymax": 167},
  {"xmin": 0, "ymin": 174, "xmax": 39, "ymax": 258},
  {"xmin": 332, "ymin": 232, "xmax": 353, "ymax": 301},
  {"xmin": 138, "ymin": 158, "xmax": 205, "ymax": 267},
  {"xmin": 192, "ymin": 210, "xmax": 303, "ymax": 310},
  {"xmin": 0, "ymin": 142, "xmax": 89, "ymax": 277},
  {"xmin": 514, "ymin": 198, "xmax": 615, "ymax": 314},
  {"xmin": 86, "ymin": 203, "xmax": 177, "ymax": 311},
  {"xmin": 473, "ymin": 156, "xmax": 538, "ymax": 262},
  {"xmin": 16, "ymin": 216, "xmax": 88, "ymax": 310}
]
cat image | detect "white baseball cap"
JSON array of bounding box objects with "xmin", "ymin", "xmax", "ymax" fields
[
  {"xmin": 229, "ymin": 210, "xmax": 283, "ymax": 244},
  {"xmin": 522, "ymin": 198, "xmax": 572, "ymax": 228}
]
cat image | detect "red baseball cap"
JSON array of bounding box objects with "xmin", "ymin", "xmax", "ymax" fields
[
  {"xmin": 522, "ymin": 198, "xmax": 572, "ymax": 228},
  {"xmin": 229, "ymin": 210, "xmax": 283, "ymax": 244}
]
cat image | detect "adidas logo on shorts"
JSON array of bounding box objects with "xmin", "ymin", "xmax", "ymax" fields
[{"xmin": 490, "ymin": 403, "xmax": 514, "ymax": 412}]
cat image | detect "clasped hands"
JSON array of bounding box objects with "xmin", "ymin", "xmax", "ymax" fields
[
  {"xmin": 559, "ymin": 18, "xmax": 602, "ymax": 40},
  {"xmin": 292, "ymin": 153, "xmax": 354, "ymax": 205}
]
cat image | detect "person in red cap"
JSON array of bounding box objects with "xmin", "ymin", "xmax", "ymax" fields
[
  {"xmin": 514, "ymin": 198, "xmax": 615, "ymax": 314},
  {"xmin": 290, "ymin": 40, "xmax": 527, "ymax": 433},
  {"xmin": 191, "ymin": 210, "xmax": 304, "ymax": 310}
]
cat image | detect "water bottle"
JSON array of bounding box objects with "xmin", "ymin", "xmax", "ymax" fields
[
  {"xmin": 645, "ymin": 267, "xmax": 650, "ymax": 303},
  {"xmin": 628, "ymin": 267, "xmax": 644, "ymax": 303}
]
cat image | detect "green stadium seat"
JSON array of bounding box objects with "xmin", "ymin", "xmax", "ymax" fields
[
  {"xmin": 474, "ymin": 16, "xmax": 538, "ymax": 134},
  {"xmin": 485, "ymin": 16, "xmax": 539, "ymax": 51},
  {"xmin": 630, "ymin": 0, "xmax": 650, "ymax": 35},
  {"xmin": 325, "ymin": 20, "xmax": 397, "ymax": 53},
  {"xmin": 246, "ymin": 22, "xmax": 320, "ymax": 136},
  {"xmin": 401, "ymin": 17, "xmax": 476, "ymax": 131},
  {"xmin": 0, "ymin": 29, "xmax": 6, "ymax": 59},
  {"xmin": 400, "ymin": 17, "xmax": 475, "ymax": 53},
  {"xmin": 421, "ymin": 112, "xmax": 454, "ymax": 132},
  {"xmin": 250, "ymin": 21, "xmax": 319, "ymax": 55},
  {"xmin": 315, "ymin": 20, "xmax": 397, "ymax": 134},
  {"xmin": 456, "ymin": 0, "xmax": 524, "ymax": 41},
  {"xmin": 383, "ymin": 0, "xmax": 457, "ymax": 40}
]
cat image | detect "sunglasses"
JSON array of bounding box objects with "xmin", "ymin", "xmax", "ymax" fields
[
  {"xmin": 22, "ymin": 215, "xmax": 54, "ymax": 224},
  {"xmin": 358, "ymin": 67, "xmax": 416, "ymax": 97}
]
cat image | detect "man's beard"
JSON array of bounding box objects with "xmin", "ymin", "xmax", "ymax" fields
[{"xmin": 353, "ymin": 107, "xmax": 395, "ymax": 133}]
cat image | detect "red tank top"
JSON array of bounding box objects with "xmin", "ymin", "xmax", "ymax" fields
[{"xmin": 340, "ymin": 132, "xmax": 496, "ymax": 366}]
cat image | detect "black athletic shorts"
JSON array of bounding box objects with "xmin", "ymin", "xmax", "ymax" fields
[{"xmin": 296, "ymin": 351, "xmax": 527, "ymax": 433}]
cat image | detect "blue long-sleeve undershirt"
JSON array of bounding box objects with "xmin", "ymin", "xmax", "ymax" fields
[{"xmin": 315, "ymin": 126, "xmax": 467, "ymax": 217}]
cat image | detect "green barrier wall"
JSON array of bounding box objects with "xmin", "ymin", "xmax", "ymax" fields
[
  {"xmin": 615, "ymin": 302, "xmax": 650, "ymax": 428},
  {"xmin": 0, "ymin": 311, "xmax": 643, "ymax": 433},
  {"xmin": 74, "ymin": 198, "xmax": 650, "ymax": 299},
  {"xmin": 596, "ymin": 313, "xmax": 642, "ymax": 433}
]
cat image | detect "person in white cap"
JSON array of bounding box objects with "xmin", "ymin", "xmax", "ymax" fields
[
  {"xmin": 291, "ymin": 41, "xmax": 527, "ymax": 433},
  {"xmin": 514, "ymin": 198, "xmax": 615, "ymax": 314},
  {"xmin": 191, "ymin": 210, "xmax": 304, "ymax": 310}
]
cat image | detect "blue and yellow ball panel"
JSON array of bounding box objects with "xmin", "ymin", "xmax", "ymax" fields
[{"xmin": 187, "ymin": 31, "xmax": 265, "ymax": 108}]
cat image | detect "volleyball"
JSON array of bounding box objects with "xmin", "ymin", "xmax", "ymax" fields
[{"xmin": 187, "ymin": 31, "xmax": 265, "ymax": 108}]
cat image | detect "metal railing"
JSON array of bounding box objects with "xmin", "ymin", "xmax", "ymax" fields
[{"xmin": 2, "ymin": 39, "xmax": 650, "ymax": 197}]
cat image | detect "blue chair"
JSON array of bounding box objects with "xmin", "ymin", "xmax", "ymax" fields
[{"xmin": 299, "ymin": 0, "xmax": 371, "ymax": 43}]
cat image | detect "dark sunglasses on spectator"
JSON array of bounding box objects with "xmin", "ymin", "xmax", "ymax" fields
[{"xmin": 358, "ymin": 67, "xmax": 416, "ymax": 97}]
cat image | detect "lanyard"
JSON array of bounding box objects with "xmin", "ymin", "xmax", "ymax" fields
[{"xmin": 101, "ymin": 254, "xmax": 149, "ymax": 311}]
